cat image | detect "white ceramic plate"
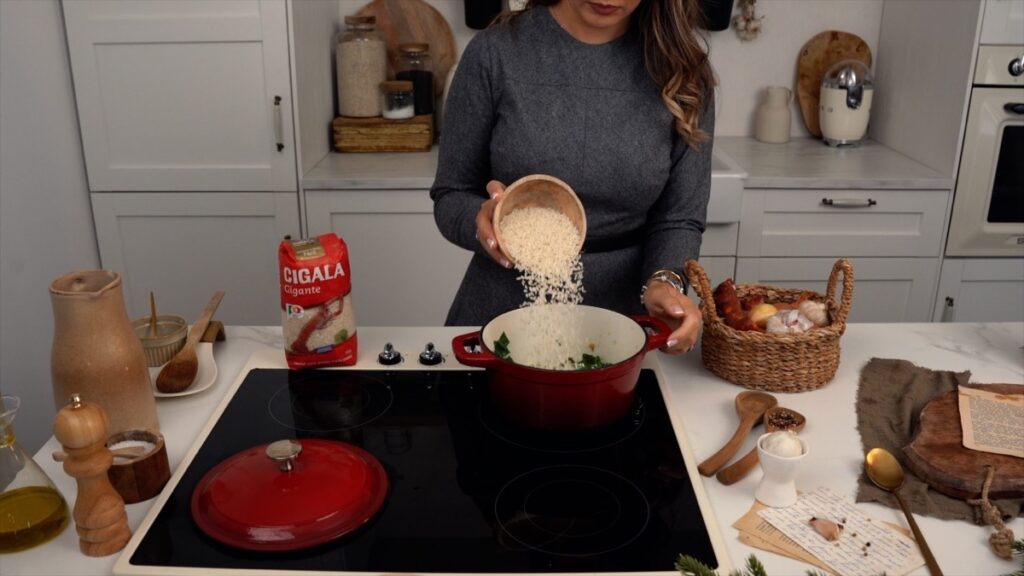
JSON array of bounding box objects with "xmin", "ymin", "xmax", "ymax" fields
[{"xmin": 150, "ymin": 342, "xmax": 218, "ymax": 398}]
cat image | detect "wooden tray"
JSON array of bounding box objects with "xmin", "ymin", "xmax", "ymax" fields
[
  {"xmin": 355, "ymin": 0, "xmax": 456, "ymax": 100},
  {"xmin": 796, "ymin": 30, "xmax": 872, "ymax": 137},
  {"xmin": 903, "ymin": 384, "xmax": 1024, "ymax": 500}
]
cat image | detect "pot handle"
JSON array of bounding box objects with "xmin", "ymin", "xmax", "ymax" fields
[
  {"xmin": 631, "ymin": 315, "xmax": 671, "ymax": 352},
  {"xmin": 451, "ymin": 331, "xmax": 501, "ymax": 368}
]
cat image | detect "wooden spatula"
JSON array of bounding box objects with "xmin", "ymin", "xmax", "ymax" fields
[{"xmin": 155, "ymin": 291, "xmax": 224, "ymax": 393}]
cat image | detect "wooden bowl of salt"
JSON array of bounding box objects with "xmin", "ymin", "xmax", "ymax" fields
[
  {"xmin": 106, "ymin": 429, "xmax": 170, "ymax": 503},
  {"xmin": 493, "ymin": 174, "xmax": 587, "ymax": 267}
]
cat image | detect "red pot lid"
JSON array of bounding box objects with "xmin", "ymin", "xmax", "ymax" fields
[{"xmin": 191, "ymin": 438, "xmax": 388, "ymax": 551}]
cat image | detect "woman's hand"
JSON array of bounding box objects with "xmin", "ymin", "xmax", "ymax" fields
[
  {"xmin": 476, "ymin": 180, "xmax": 512, "ymax": 268},
  {"xmin": 643, "ymin": 280, "xmax": 702, "ymax": 355}
]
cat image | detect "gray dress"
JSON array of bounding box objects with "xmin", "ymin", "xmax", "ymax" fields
[{"xmin": 430, "ymin": 7, "xmax": 714, "ymax": 326}]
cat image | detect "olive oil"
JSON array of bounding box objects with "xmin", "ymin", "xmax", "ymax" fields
[{"xmin": 0, "ymin": 485, "xmax": 70, "ymax": 553}]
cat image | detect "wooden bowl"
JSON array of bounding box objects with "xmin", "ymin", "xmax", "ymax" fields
[{"xmin": 492, "ymin": 174, "xmax": 586, "ymax": 266}]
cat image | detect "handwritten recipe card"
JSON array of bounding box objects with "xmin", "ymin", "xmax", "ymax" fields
[{"xmin": 759, "ymin": 488, "xmax": 924, "ymax": 576}]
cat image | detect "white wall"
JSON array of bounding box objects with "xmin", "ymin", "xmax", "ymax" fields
[
  {"xmin": 0, "ymin": 0, "xmax": 99, "ymax": 453},
  {"xmin": 707, "ymin": 0, "xmax": 883, "ymax": 137},
  {"xmin": 333, "ymin": 0, "xmax": 883, "ymax": 139}
]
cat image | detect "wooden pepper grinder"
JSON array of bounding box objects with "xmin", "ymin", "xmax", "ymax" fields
[{"xmin": 52, "ymin": 393, "xmax": 131, "ymax": 556}]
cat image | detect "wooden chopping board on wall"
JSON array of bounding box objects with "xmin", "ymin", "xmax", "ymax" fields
[
  {"xmin": 902, "ymin": 384, "xmax": 1024, "ymax": 500},
  {"xmin": 355, "ymin": 0, "xmax": 456, "ymax": 99},
  {"xmin": 796, "ymin": 30, "xmax": 872, "ymax": 137}
]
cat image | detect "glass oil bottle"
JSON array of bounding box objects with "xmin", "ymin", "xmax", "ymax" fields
[{"xmin": 0, "ymin": 395, "xmax": 70, "ymax": 553}]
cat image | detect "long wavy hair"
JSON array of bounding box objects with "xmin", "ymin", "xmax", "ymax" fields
[{"xmin": 496, "ymin": 0, "xmax": 715, "ymax": 147}]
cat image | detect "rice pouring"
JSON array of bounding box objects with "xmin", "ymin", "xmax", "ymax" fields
[
  {"xmin": 279, "ymin": 234, "xmax": 358, "ymax": 369},
  {"xmin": 499, "ymin": 205, "xmax": 590, "ymax": 370}
]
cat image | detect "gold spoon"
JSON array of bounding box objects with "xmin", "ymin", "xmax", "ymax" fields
[{"xmin": 865, "ymin": 447, "xmax": 943, "ymax": 576}]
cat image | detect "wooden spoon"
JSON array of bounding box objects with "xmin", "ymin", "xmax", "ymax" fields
[
  {"xmin": 697, "ymin": 391, "xmax": 777, "ymax": 477},
  {"xmin": 148, "ymin": 291, "xmax": 158, "ymax": 337},
  {"xmin": 865, "ymin": 448, "xmax": 944, "ymax": 576},
  {"xmin": 155, "ymin": 291, "xmax": 224, "ymax": 393},
  {"xmin": 716, "ymin": 406, "xmax": 807, "ymax": 485}
]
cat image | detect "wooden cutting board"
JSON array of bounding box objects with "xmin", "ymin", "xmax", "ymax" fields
[
  {"xmin": 796, "ymin": 30, "xmax": 872, "ymax": 137},
  {"xmin": 902, "ymin": 384, "xmax": 1024, "ymax": 501},
  {"xmin": 355, "ymin": 0, "xmax": 456, "ymax": 99}
]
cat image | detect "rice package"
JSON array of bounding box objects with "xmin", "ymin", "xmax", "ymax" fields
[{"xmin": 279, "ymin": 234, "xmax": 357, "ymax": 369}]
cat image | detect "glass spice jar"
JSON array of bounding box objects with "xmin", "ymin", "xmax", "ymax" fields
[
  {"xmin": 395, "ymin": 43, "xmax": 434, "ymax": 116},
  {"xmin": 336, "ymin": 15, "xmax": 387, "ymax": 118},
  {"xmin": 380, "ymin": 81, "xmax": 415, "ymax": 120}
]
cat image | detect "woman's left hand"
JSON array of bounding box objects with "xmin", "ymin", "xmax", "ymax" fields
[{"xmin": 642, "ymin": 281, "xmax": 702, "ymax": 355}]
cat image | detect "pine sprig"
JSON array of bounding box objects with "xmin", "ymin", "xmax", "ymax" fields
[
  {"xmin": 675, "ymin": 554, "xmax": 717, "ymax": 576},
  {"xmin": 1003, "ymin": 538, "xmax": 1024, "ymax": 576},
  {"xmin": 675, "ymin": 553, "xmax": 886, "ymax": 576}
]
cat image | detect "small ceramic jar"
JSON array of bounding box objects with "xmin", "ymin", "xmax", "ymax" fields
[
  {"xmin": 755, "ymin": 86, "xmax": 793, "ymax": 144},
  {"xmin": 132, "ymin": 315, "xmax": 187, "ymax": 367}
]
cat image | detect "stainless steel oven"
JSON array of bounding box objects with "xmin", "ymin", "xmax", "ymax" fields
[{"xmin": 946, "ymin": 45, "xmax": 1024, "ymax": 256}]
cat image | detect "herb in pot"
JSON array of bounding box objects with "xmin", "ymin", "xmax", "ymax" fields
[
  {"xmin": 492, "ymin": 332, "xmax": 609, "ymax": 370},
  {"xmin": 493, "ymin": 332, "xmax": 512, "ymax": 362}
]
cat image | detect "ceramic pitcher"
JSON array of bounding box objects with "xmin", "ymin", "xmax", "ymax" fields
[
  {"xmin": 755, "ymin": 86, "xmax": 793, "ymax": 144},
  {"xmin": 49, "ymin": 270, "xmax": 159, "ymax": 436}
]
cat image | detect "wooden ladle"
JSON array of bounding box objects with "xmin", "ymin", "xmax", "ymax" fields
[
  {"xmin": 865, "ymin": 448, "xmax": 944, "ymax": 576},
  {"xmin": 697, "ymin": 391, "xmax": 777, "ymax": 477},
  {"xmin": 155, "ymin": 291, "xmax": 224, "ymax": 393},
  {"xmin": 716, "ymin": 406, "xmax": 807, "ymax": 485}
]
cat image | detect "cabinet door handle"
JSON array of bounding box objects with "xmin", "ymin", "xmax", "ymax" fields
[
  {"xmin": 1004, "ymin": 102, "xmax": 1024, "ymax": 115},
  {"xmin": 273, "ymin": 96, "xmax": 284, "ymax": 152},
  {"xmin": 821, "ymin": 197, "xmax": 877, "ymax": 208},
  {"xmin": 940, "ymin": 297, "xmax": 955, "ymax": 323}
]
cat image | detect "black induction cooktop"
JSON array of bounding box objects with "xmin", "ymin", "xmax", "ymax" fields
[{"xmin": 128, "ymin": 368, "xmax": 720, "ymax": 573}]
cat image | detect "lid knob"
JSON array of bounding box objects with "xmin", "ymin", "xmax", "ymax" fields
[{"xmin": 265, "ymin": 439, "xmax": 302, "ymax": 472}]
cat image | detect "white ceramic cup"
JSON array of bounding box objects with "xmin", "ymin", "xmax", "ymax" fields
[{"xmin": 754, "ymin": 432, "xmax": 807, "ymax": 507}]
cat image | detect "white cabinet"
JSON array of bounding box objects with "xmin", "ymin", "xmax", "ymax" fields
[
  {"xmin": 738, "ymin": 189, "xmax": 949, "ymax": 257},
  {"xmin": 736, "ymin": 257, "xmax": 939, "ymax": 323},
  {"xmin": 736, "ymin": 187, "xmax": 947, "ymax": 322},
  {"xmin": 92, "ymin": 192, "xmax": 300, "ymax": 325},
  {"xmin": 305, "ymin": 190, "xmax": 473, "ymax": 327},
  {"xmin": 933, "ymin": 258, "xmax": 1024, "ymax": 322},
  {"xmin": 63, "ymin": 0, "xmax": 296, "ymax": 191}
]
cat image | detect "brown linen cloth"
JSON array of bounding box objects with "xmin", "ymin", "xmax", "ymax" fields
[{"xmin": 855, "ymin": 357, "xmax": 1023, "ymax": 522}]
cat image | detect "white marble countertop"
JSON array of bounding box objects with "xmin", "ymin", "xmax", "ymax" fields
[
  {"xmin": 303, "ymin": 148, "xmax": 442, "ymax": 190},
  {"xmin": 714, "ymin": 136, "xmax": 954, "ymax": 190},
  {"xmin": 301, "ymin": 137, "xmax": 953, "ymax": 192},
  {"xmin": 5, "ymin": 323, "xmax": 1023, "ymax": 576}
]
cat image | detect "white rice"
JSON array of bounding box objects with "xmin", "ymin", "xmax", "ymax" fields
[
  {"xmin": 282, "ymin": 294, "xmax": 357, "ymax": 354},
  {"xmin": 499, "ymin": 206, "xmax": 588, "ymax": 369}
]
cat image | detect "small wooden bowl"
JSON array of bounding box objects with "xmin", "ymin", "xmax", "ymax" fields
[
  {"xmin": 107, "ymin": 429, "xmax": 170, "ymax": 503},
  {"xmin": 493, "ymin": 174, "xmax": 587, "ymax": 266}
]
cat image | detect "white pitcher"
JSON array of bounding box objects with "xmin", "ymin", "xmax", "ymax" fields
[{"xmin": 755, "ymin": 86, "xmax": 792, "ymax": 144}]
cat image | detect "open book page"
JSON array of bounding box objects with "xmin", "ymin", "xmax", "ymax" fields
[
  {"xmin": 958, "ymin": 386, "xmax": 1024, "ymax": 458},
  {"xmin": 734, "ymin": 500, "xmax": 835, "ymax": 574},
  {"xmin": 758, "ymin": 488, "xmax": 924, "ymax": 576}
]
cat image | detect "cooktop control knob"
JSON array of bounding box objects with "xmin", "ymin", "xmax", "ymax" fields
[
  {"xmin": 418, "ymin": 342, "xmax": 443, "ymax": 366},
  {"xmin": 378, "ymin": 342, "xmax": 402, "ymax": 365}
]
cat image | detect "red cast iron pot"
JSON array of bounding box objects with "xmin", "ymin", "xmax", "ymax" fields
[{"xmin": 452, "ymin": 305, "xmax": 670, "ymax": 431}]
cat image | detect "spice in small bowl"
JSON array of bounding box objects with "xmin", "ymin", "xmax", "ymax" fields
[{"xmin": 132, "ymin": 315, "xmax": 187, "ymax": 367}]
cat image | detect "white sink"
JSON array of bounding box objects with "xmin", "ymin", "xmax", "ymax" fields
[{"xmin": 708, "ymin": 146, "xmax": 746, "ymax": 224}]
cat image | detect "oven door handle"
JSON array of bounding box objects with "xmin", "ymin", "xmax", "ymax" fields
[{"xmin": 1004, "ymin": 102, "xmax": 1024, "ymax": 115}]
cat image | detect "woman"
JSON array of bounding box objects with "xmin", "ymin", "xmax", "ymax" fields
[{"xmin": 431, "ymin": 0, "xmax": 715, "ymax": 354}]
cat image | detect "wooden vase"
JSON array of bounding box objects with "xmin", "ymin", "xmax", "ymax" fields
[{"xmin": 49, "ymin": 270, "xmax": 159, "ymax": 436}]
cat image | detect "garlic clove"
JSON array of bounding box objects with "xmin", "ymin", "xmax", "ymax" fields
[{"xmin": 809, "ymin": 517, "xmax": 844, "ymax": 541}]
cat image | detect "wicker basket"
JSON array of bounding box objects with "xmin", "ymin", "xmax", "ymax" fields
[{"xmin": 684, "ymin": 258, "xmax": 854, "ymax": 393}]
